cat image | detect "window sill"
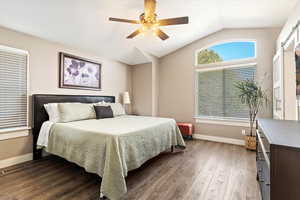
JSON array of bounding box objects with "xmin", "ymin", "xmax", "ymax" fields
[
  {"xmin": 0, "ymin": 127, "xmax": 31, "ymax": 141},
  {"xmin": 194, "ymin": 117, "xmax": 250, "ymax": 127}
]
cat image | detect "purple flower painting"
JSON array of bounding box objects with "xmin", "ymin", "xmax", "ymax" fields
[{"xmin": 59, "ymin": 53, "xmax": 101, "ymax": 90}]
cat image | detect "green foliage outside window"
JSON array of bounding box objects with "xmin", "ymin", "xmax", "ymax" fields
[{"xmin": 197, "ymin": 49, "xmax": 223, "ymax": 65}]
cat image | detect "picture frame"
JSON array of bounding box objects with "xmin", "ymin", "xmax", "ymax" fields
[
  {"xmin": 59, "ymin": 52, "xmax": 102, "ymax": 91},
  {"xmin": 295, "ymin": 44, "xmax": 300, "ymax": 95}
]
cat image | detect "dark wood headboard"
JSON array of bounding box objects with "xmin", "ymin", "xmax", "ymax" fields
[{"xmin": 32, "ymin": 94, "xmax": 115, "ymax": 160}]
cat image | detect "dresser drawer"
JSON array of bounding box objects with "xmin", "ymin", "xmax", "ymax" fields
[
  {"xmin": 257, "ymin": 129, "xmax": 270, "ymax": 168},
  {"xmin": 257, "ymin": 128, "xmax": 270, "ymax": 154},
  {"xmin": 259, "ymin": 179, "xmax": 270, "ymax": 200},
  {"xmin": 256, "ymin": 127, "xmax": 271, "ymax": 200},
  {"xmin": 257, "ymin": 145, "xmax": 270, "ymax": 200}
]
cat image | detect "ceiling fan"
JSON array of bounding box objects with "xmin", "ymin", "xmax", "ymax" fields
[{"xmin": 109, "ymin": 0, "xmax": 189, "ymax": 41}]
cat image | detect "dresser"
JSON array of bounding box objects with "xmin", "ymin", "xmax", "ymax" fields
[{"xmin": 256, "ymin": 119, "xmax": 300, "ymax": 200}]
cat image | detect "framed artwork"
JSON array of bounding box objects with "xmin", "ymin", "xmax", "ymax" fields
[
  {"xmin": 59, "ymin": 52, "xmax": 101, "ymax": 90},
  {"xmin": 295, "ymin": 44, "xmax": 300, "ymax": 95}
]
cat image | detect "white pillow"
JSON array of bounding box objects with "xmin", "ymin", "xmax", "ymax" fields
[
  {"xmin": 44, "ymin": 103, "xmax": 60, "ymax": 123},
  {"xmin": 96, "ymin": 102, "xmax": 125, "ymax": 116},
  {"xmin": 108, "ymin": 103, "xmax": 126, "ymax": 116},
  {"xmin": 58, "ymin": 103, "xmax": 96, "ymax": 122}
]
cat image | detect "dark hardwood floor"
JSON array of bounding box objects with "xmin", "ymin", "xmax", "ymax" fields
[{"xmin": 0, "ymin": 140, "xmax": 261, "ymax": 200}]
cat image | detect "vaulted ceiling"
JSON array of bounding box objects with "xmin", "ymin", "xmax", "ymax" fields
[{"xmin": 0, "ymin": 0, "xmax": 298, "ymax": 65}]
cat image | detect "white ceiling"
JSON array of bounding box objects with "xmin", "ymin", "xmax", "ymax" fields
[{"xmin": 0, "ymin": 0, "xmax": 298, "ymax": 65}]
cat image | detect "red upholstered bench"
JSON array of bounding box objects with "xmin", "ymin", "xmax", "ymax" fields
[{"xmin": 176, "ymin": 122, "xmax": 193, "ymax": 139}]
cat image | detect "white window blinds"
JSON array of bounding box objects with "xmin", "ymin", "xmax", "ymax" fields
[
  {"xmin": 0, "ymin": 46, "xmax": 28, "ymax": 130},
  {"xmin": 196, "ymin": 65, "xmax": 256, "ymax": 119}
]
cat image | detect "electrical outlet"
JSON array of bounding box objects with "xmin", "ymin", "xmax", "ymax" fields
[{"xmin": 242, "ymin": 129, "xmax": 246, "ymax": 135}]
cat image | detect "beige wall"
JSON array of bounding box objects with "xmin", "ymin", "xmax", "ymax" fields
[
  {"xmin": 0, "ymin": 136, "xmax": 32, "ymax": 160},
  {"xmin": 131, "ymin": 63, "xmax": 152, "ymax": 116},
  {"xmin": 0, "ymin": 26, "xmax": 131, "ymax": 160},
  {"xmin": 131, "ymin": 49, "xmax": 160, "ymax": 117},
  {"xmin": 149, "ymin": 55, "xmax": 159, "ymax": 117},
  {"xmin": 158, "ymin": 28, "xmax": 280, "ymax": 140}
]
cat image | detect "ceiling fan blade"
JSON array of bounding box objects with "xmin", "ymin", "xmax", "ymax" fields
[
  {"xmin": 127, "ymin": 29, "xmax": 141, "ymax": 39},
  {"xmin": 144, "ymin": 0, "xmax": 156, "ymax": 18},
  {"xmin": 158, "ymin": 17, "xmax": 189, "ymax": 26},
  {"xmin": 156, "ymin": 29, "xmax": 169, "ymax": 41},
  {"xmin": 109, "ymin": 17, "xmax": 139, "ymax": 24}
]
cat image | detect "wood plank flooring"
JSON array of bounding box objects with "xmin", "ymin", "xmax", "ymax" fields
[{"xmin": 0, "ymin": 140, "xmax": 261, "ymax": 200}]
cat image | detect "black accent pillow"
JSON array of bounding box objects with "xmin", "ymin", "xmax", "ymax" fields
[{"xmin": 94, "ymin": 105, "xmax": 114, "ymax": 119}]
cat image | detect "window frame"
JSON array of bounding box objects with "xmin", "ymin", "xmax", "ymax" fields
[
  {"xmin": 0, "ymin": 45, "xmax": 30, "ymax": 134},
  {"xmin": 194, "ymin": 40, "xmax": 257, "ymax": 125}
]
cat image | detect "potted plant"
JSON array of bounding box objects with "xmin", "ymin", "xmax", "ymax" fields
[{"xmin": 235, "ymin": 79, "xmax": 268, "ymax": 150}]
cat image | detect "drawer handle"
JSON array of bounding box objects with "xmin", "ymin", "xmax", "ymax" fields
[
  {"xmin": 257, "ymin": 156, "xmax": 264, "ymax": 161},
  {"xmin": 258, "ymin": 168, "xmax": 262, "ymax": 172},
  {"xmin": 265, "ymin": 182, "xmax": 270, "ymax": 186}
]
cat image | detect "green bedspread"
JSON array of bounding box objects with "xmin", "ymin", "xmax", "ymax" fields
[{"xmin": 46, "ymin": 115, "xmax": 185, "ymax": 200}]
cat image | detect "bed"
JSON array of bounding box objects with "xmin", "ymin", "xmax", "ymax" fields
[{"xmin": 32, "ymin": 94, "xmax": 185, "ymax": 200}]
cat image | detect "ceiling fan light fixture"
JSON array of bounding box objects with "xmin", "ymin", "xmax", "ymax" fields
[
  {"xmin": 151, "ymin": 23, "xmax": 159, "ymax": 31},
  {"xmin": 109, "ymin": 0, "xmax": 189, "ymax": 40},
  {"xmin": 141, "ymin": 25, "xmax": 148, "ymax": 32}
]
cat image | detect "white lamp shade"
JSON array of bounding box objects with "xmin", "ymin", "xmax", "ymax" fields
[{"xmin": 123, "ymin": 91, "xmax": 131, "ymax": 104}]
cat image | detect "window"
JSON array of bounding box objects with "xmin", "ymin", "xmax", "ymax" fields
[
  {"xmin": 0, "ymin": 45, "xmax": 28, "ymax": 130},
  {"xmin": 195, "ymin": 41, "xmax": 256, "ymax": 121},
  {"xmin": 196, "ymin": 41, "xmax": 255, "ymax": 65}
]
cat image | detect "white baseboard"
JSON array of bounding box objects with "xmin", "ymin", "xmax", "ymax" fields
[
  {"xmin": 193, "ymin": 134, "xmax": 245, "ymax": 146},
  {"xmin": 0, "ymin": 153, "xmax": 33, "ymax": 169}
]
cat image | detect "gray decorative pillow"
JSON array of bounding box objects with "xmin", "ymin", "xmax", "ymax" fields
[
  {"xmin": 96, "ymin": 102, "xmax": 125, "ymax": 116},
  {"xmin": 58, "ymin": 103, "xmax": 96, "ymax": 122},
  {"xmin": 94, "ymin": 105, "xmax": 114, "ymax": 119}
]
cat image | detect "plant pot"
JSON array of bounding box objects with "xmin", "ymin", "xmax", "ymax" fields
[{"xmin": 245, "ymin": 135, "xmax": 256, "ymax": 151}]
